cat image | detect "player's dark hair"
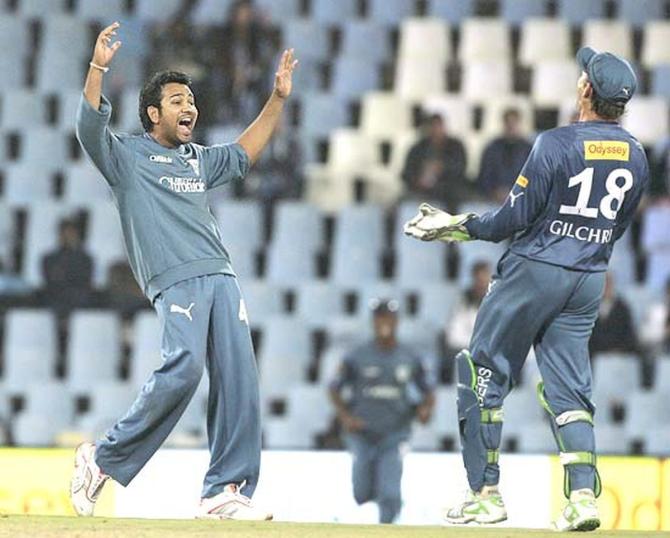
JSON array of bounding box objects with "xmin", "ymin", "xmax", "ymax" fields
[
  {"xmin": 139, "ymin": 70, "xmax": 193, "ymax": 132},
  {"xmin": 590, "ymin": 91, "xmax": 625, "ymax": 121}
]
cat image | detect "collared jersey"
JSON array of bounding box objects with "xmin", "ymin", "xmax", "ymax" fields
[
  {"xmin": 76, "ymin": 94, "xmax": 249, "ymax": 300},
  {"xmin": 466, "ymin": 121, "xmax": 649, "ymax": 272}
]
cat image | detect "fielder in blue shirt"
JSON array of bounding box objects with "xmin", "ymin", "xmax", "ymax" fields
[
  {"xmin": 330, "ymin": 299, "xmax": 435, "ymax": 524},
  {"xmin": 405, "ymin": 47, "xmax": 648, "ymax": 532},
  {"xmin": 69, "ymin": 22, "xmax": 297, "ymax": 521}
]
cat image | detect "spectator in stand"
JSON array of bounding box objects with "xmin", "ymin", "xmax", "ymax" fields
[
  {"xmin": 205, "ymin": 0, "xmax": 276, "ymax": 124},
  {"xmin": 641, "ymin": 195, "xmax": 670, "ymax": 291},
  {"xmin": 589, "ymin": 273, "xmax": 639, "ymax": 356},
  {"xmin": 444, "ymin": 261, "xmax": 491, "ymax": 359},
  {"xmin": 401, "ymin": 113, "xmax": 468, "ymax": 211},
  {"xmin": 641, "ymin": 277, "xmax": 670, "ymax": 355},
  {"xmin": 105, "ymin": 261, "xmax": 150, "ymax": 319},
  {"xmin": 41, "ymin": 219, "xmax": 94, "ymax": 317},
  {"xmin": 478, "ymin": 108, "xmax": 532, "ymax": 204},
  {"xmin": 245, "ymin": 118, "xmax": 303, "ymax": 204},
  {"xmin": 651, "ymin": 136, "xmax": 670, "ymax": 197}
]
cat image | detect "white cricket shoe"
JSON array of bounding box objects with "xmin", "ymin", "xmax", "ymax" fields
[
  {"xmin": 198, "ymin": 484, "xmax": 273, "ymax": 521},
  {"xmin": 445, "ymin": 488, "xmax": 508, "ymax": 525},
  {"xmin": 553, "ymin": 489, "xmax": 600, "ymax": 532},
  {"xmin": 70, "ymin": 442, "xmax": 110, "ymax": 517}
]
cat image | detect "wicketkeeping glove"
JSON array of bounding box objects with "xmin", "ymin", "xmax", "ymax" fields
[{"xmin": 403, "ymin": 203, "xmax": 476, "ymax": 243}]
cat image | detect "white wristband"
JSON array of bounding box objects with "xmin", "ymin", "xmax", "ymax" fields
[{"xmin": 89, "ymin": 61, "xmax": 109, "ymax": 73}]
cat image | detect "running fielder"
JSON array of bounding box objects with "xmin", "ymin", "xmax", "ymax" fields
[
  {"xmin": 405, "ymin": 47, "xmax": 647, "ymax": 531},
  {"xmin": 70, "ymin": 22, "xmax": 296, "ymax": 520}
]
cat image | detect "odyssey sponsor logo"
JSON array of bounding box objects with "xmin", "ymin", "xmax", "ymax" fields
[
  {"xmin": 583, "ymin": 140, "xmax": 630, "ymax": 161},
  {"xmin": 159, "ymin": 176, "xmax": 205, "ymax": 193}
]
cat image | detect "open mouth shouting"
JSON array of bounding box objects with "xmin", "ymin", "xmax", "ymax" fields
[{"xmin": 177, "ymin": 115, "xmax": 195, "ymax": 139}]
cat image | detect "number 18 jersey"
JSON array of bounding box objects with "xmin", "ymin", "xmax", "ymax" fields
[{"xmin": 465, "ymin": 120, "xmax": 649, "ymax": 272}]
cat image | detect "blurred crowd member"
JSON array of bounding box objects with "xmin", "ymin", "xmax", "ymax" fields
[
  {"xmin": 205, "ymin": 0, "xmax": 276, "ymax": 123},
  {"xmin": 41, "ymin": 219, "xmax": 94, "ymax": 317},
  {"xmin": 651, "ymin": 136, "xmax": 670, "ymax": 197},
  {"xmin": 244, "ymin": 119, "xmax": 303, "ymax": 204},
  {"xmin": 444, "ymin": 261, "xmax": 491, "ymax": 366},
  {"xmin": 330, "ymin": 299, "xmax": 434, "ymax": 524},
  {"xmin": 641, "ymin": 196, "xmax": 670, "ymax": 291},
  {"xmin": 105, "ymin": 261, "xmax": 150, "ymax": 319},
  {"xmin": 640, "ymin": 277, "xmax": 670, "ymax": 355},
  {"xmin": 589, "ymin": 273, "xmax": 639, "ymax": 356},
  {"xmin": 401, "ymin": 113, "xmax": 468, "ymax": 211},
  {"xmin": 477, "ymin": 108, "xmax": 532, "ymax": 204}
]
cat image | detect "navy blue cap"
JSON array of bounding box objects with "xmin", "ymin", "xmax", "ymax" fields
[{"xmin": 577, "ymin": 46, "xmax": 637, "ymax": 104}]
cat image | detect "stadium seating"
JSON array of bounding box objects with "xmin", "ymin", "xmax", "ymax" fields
[
  {"xmin": 557, "ymin": 0, "xmax": 606, "ymax": 25},
  {"xmin": 519, "ymin": 18, "xmax": 571, "ymax": 67}
]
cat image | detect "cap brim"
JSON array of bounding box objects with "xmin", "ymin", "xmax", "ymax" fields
[{"xmin": 576, "ymin": 46, "xmax": 597, "ymax": 71}]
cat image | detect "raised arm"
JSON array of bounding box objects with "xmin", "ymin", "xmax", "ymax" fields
[
  {"xmin": 236, "ymin": 49, "xmax": 298, "ymax": 165},
  {"xmin": 84, "ymin": 22, "xmax": 122, "ymax": 110}
]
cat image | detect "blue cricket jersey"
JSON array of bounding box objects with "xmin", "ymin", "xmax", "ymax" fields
[{"xmin": 465, "ymin": 120, "xmax": 649, "ymax": 272}]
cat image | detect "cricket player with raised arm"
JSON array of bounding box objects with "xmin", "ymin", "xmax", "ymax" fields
[
  {"xmin": 404, "ymin": 47, "xmax": 648, "ymax": 531},
  {"xmin": 69, "ymin": 22, "xmax": 297, "ymax": 520}
]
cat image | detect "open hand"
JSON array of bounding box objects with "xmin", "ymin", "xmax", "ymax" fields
[
  {"xmin": 273, "ymin": 48, "xmax": 298, "ymax": 99},
  {"xmin": 92, "ymin": 21, "xmax": 122, "ymax": 68}
]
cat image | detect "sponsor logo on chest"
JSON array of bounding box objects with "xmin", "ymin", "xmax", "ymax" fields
[{"xmin": 159, "ymin": 176, "xmax": 206, "ymax": 193}]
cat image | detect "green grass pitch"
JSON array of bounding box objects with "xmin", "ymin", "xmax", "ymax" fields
[{"xmin": 1, "ymin": 516, "xmax": 666, "ymax": 537}]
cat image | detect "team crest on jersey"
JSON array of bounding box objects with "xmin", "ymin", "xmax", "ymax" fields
[
  {"xmin": 395, "ymin": 364, "xmax": 411, "ymax": 383},
  {"xmin": 187, "ymin": 158, "xmax": 200, "ymax": 176}
]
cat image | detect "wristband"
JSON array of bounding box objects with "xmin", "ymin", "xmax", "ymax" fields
[{"xmin": 89, "ymin": 61, "xmax": 109, "ymax": 73}]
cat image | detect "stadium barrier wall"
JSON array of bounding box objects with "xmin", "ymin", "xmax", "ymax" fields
[{"xmin": 0, "ymin": 448, "xmax": 667, "ymax": 530}]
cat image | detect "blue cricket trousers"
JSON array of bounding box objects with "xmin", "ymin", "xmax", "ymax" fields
[
  {"xmin": 469, "ymin": 251, "xmax": 605, "ymax": 490},
  {"xmin": 95, "ymin": 274, "xmax": 261, "ymax": 499}
]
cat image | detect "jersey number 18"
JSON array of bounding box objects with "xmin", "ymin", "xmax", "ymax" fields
[{"xmin": 559, "ymin": 167, "xmax": 633, "ymax": 220}]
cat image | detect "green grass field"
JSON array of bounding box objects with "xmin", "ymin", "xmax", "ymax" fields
[{"xmin": 1, "ymin": 516, "xmax": 667, "ymax": 538}]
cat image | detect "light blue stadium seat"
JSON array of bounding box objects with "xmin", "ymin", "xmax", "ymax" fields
[
  {"xmin": 331, "ymin": 57, "xmax": 380, "ymax": 100},
  {"xmin": 500, "ymin": 0, "xmax": 548, "ymax": 24},
  {"xmin": 326, "ymin": 316, "xmax": 373, "ymax": 346},
  {"xmin": 12, "ymin": 414, "xmax": 60, "ymax": 446},
  {"xmin": 86, "ymin": 202, "xmax": 127, "ymax": 286},
  {"xmin": 75, "ymin": 0, "xmax": 125, "ymax": 21},
  {"xmin": 427, "ymin": 0, "xmax": 475, "ymax": 23},
  {"xmin": 1, "ymin": 90, "xmax": 46, "ymax": 129},
  {"xmin": 63, "ymin": 163, "xmax": 112, "ymax": 204},
  {"xmin": 397, "ymin": 319, "xmax": 439, "ymax": 355},
  {"xmin": 76, "ymin": 381, "xmax": 136, "ymax": 439},
  {"xmin": 240, "ymin": 280, "xmax": 285, "ymax": 325},
  {"xmin": 191, "ymin": 0, "xmax": 233, "ymax": 25},
  {"xmin": 396, "ymin": 239, "xmax": 447, "ymax": 288},
  {"xmin": 67, "ymin": 311, "xmax": 121, "ymax": 393},
  {"xmin": 0, "ymin": 54, "xmax": 25, "ymax": 91},
  {"xmin": 264, "ymin": 416, "xmax": 314, "ymax": 449},
  {"xmin": 295, "ymin": 280, "xmax": 345, "ymax": 329},
  {"xmin": 134, "ymin": 0, "xmax": 183, "ymax": 22},
  {"xmin": 617, "ymin": 0, "xmax": 665, "ymax": 27},
  {"xmin": 318, "ymin": 344, "xmax": 349, "ymax": 384},
  {"xmin": 0, "ymin": 15, "xmax": 30, "ymax": 66},
  {"xmin": 282, "ymin": 20, "xmax": 330, "ymax": 62},
  {"xmin": 592, "ymin": 353, "xmax": 641, "ymax": 420},
  {"xmin": 332, "ymin": 246, "xmax": 381, "ymax": 287},
  {"xmin": 557, "ymin": 0, "xmax": 606, "ymax": 24},
  {"xmin": 653, "ymin": 356, "xmax": 670, "ymax": 393},
  {"xmin": 274, "ymin": 201, "xmax": 324, "ymax": 254},
  {"xmin": 259, "ymin": 318, "xmax": 312, "ymax": 401},
  {"xmin": 283, "ymin": 57, "xmax": 322, "ymax": 96},
  {"xmin": 609, "ymin": 230, "xmax": 637, "ymax": 287},
  {"xmin": 18, "ymin": 0, "xmax": 66, "ymax": 17},
  {"xmin": 651, "ymin": 65, "xmax": 670, "ymax": 99},
  {"xmin": 645, "ymin": 426, "xmax": 670, "ymax": 456},
  {"xmin": 334, "ymin": 204, "xmax": 384, "ymax": 253},
  {"xmin": 0, "ymin": 202, "xmax": 14, "ymax": 267},
  {"xmin": 411, "ymin": 422, "xmax": 440, "ymax": 450},
  {"xmin": 212, "ymin": 200, "xmax": 264, "ymax": 251},
  {"xmin": 58, "ymin": 90, "xmax": 85, "ymax": 130},
  {"xmin": 3, "ymin": 309, "xmax": 57, "ymax": 391},
  {"xmin": 624, "ymin": 390, "xmax": 664, "ymax": 443},
  {"xmin": 266, "ymin": 242, "xmax": 318, "ymax": 286},
  {"xmin": 285, "ymin": 383, "xmax": 332, "ymax": 436},
  {"xmin": 620, "ymin": 284, "xmax": 655, "ymax": 331},
  {"xmin": 4, "ymin": 164, "xmax": 53, "ymax": 205},
  {"xmin": 115, "ymin": 87, "xmax": 143, "ymax": 133},
  {"xmin": 23, "ymin": 382, "xmax": 74, "ymax": 430},
  {"xmin": 414, "ymin": 283, "xmax": 460, "ymax": 330},
  {"xmin": 502, "ymin": 384, "xmax": 546, "ymax": 436},
  {"xmin": 35, "ymin": 49, "xmax": 86, "ymax": 92},
  {"xmin": 432, "ymin": 386, "xmax": 459, "ymax": 437},
  {"xmin": 255, "ymin": 0, "xmax": 301, "ymax": 20},
  {"xmin": 340, "ymin": 21, "xmax": 390, "ymax": 63},
  {"xmin": 456, "ymin": 241, "xmax": 506, "ymax": 287},
  {"xmin": 516, "ymin": 422, "xmax": 557, "ymax": 453},
  {"xmin": 41, "ymin": 16, "xmax": 90, "ymax": 60},
  {"xmin": 311, "ymin": 0, "xmax": 358, "ymax": 24},
  {"xmin": 130, "ymin": 311, "xmax": 161, "ymax": 387},
  {"xmin": 366, "ymin": 0, "xmax": 416, "ymax": 26},
  {"xmin": 300, "ymin": 92, "xmax": 348, "ymax": 137},
  {"xmin": 595, "ymin": 424, "xmax": 629, "ymax": 455},
  {"xmin": 20, "ymin": 127, "xmax": 69, "ymax": 172},
  {"xmin": 226, "ymin": 241, "xmax": 257, "ymax": 279}
]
